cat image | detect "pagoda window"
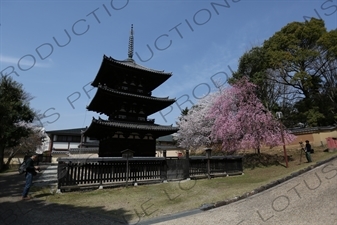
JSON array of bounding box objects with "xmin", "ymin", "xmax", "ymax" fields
[
  {"xmin": 129, "ymin": 103, "xmax": 137, "ymax": 113},
  {"xmin": 130, "ymin": 79, "xmax": 136, "ymax": 86},
  {"xmin": 137, "ymin": 89, "xmax": 143, "ymax": 93},
  {"xmin": 120, "ymin": 105, "xmax": 126, "ymax": 112},
  {"xmin": 121, "ymin": 86, "xmax": 128, "ymax": 91},
  {"xmin": 128, "ymin": 132, "xmax": 140, "ymax": 139},
  {"xmin": 113, "ymin": 131, "xmax": 125, "ymax": 138},
  {"xmin": 143, "ymin": 133, "xmax": 153, "ymax": 140},
  {"xmin": 138, "ymin": 117, "xmax": 145, "ymax": 121},
  {"xmin": 139, "ymin": 105, "xmax": 145, "ymax": 114},
  {"xmin": 118, "ymin": 115, "xmax": 127, "ymax": 119}
]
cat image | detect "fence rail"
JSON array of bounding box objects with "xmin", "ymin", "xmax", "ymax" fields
[{"xmin": 57, "ymin": 156, "xmax": 243, "ymax": 191}]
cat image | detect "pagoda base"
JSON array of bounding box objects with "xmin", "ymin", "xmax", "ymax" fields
[{"xmin": 98, "ymin": 138, "xmax": 156, "ymax": 157}]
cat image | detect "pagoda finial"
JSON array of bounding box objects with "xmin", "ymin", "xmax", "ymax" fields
[{"xmin": 128, "ymin": 24, "xmax": 134, "ymax": 59}]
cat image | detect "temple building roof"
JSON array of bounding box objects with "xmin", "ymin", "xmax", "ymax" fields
[
  {"xmin": 289, "ymin": 125, "xmax": 337, "ymax": 134},
  {"xmin": 83, "ymin": 117, "xmax": 178, "ymax": 138},
  {"xmin": 87, "ymin": 85, "xmax": 176, "ymax": 116},
  {"xmin": 91, "ymin": 55, "xmax": 172, "ymax": 91},
  {"xmin": 107, "ymin": 56, "xmax": 172, "ymax": 75},
  {"xmin": 93, "ymin": 117, "xmax": 177, "ymax": 131}
]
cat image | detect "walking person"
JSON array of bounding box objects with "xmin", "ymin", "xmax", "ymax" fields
[
  {"xmin": 304, "ymin": 140, "xmax": 312, "ymax": 163},
  {"xmin": 22, "ymin": 154, "xmax": 40, "ymax": 200}
]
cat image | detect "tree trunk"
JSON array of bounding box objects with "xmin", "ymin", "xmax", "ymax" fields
[
  {"xmin": 5, "ymin": 154, "xmax": 14, "ymax": 166},
  {"xmin": 0, "ymin": 144, "xmax": 5, "ymax": 171},
  {"xmin": 5, "ymin": 149, "xmax": 20, "ymax": 166}
]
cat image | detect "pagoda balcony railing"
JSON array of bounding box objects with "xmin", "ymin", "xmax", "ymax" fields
[{"xmin": 113, "ymin": 117, "xmax": 155, "ymax": 123}]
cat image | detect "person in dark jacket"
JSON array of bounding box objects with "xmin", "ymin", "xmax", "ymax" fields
[
  {"xmin": 304, "ymin": 140, "xmax": 312, "ymax": 163},
  {"xmin": 22, "ymin": 154, "xmax": 40, "ymax": 200}
]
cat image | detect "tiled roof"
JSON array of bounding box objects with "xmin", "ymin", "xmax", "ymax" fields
[
  {"xmin": 289, "ymin": 125, "xmax": 337, "ymax": 134},
  {"xmin": 157, "ymin": 135, "xmax": 175, "ymax": 142},
  {"xmin": 69, "ymin": 148, "xmax": 99, "ymax": 153},
  {"xmin": 105, "ymin": 55, "xmax": 172, "ymax": 75},
  {"xmin": 156, "ymin": 145, "xmax": 182, "ymax": 150},
  {"xmin": 80, "ymin": 142, "xmax": 99, "ymax": 147},
  {"xmin": 46, "ymin": 128, "xmax": 85, "ymax": 135},
  {"xmin": 91, "ymin": 118, "xmax": 178, "ymax": 132},
  {"xmin": 98, "ymin": 84, "xmax": 175, "ymax": 102}
]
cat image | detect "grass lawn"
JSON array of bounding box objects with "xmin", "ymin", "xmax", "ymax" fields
[{"xmin": 32, "ymin": 147, "xmax": 337, "ymax": 223}]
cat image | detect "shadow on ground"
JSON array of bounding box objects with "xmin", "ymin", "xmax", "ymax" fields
[
  {"xmin": 0, "ymin": 168, "xmax": 135, "ymax": 225},
  {"xmin": 0, "ymin": 198, "xmax": 133, "ymax": 225}
]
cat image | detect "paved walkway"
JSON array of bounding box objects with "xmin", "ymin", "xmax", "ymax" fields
[
  {"xmin": 141, "ymin": 157, "xmax": 337, "ymax": 225},
  {"xmin": 0, "ymin": 163, "xmax": 126, "ymax": 224},
  {"xmin": 1, "ymin": 158, "xmax": 336, "ymax": 225}
]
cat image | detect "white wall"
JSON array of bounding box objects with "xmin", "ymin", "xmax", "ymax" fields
[{"xmin": 53, "ymin": 142, "xmax": 69, "ymax": 150}]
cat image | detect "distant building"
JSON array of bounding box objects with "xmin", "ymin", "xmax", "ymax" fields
[
  {"xmin": 156, "ymin": 135, "xmax": 185, "ymax": 157},
  {"xmin": 288, "ymin": 125, "xmax": 337, "ymax": 147}
]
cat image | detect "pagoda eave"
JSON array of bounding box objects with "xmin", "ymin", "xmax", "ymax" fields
[
  {"xmin": 86, "ymin": 87, "xmax": 176, "ymax": 116},
  {"xmin": 92, "ymin": 55, "xmax": 172, "ymax": 90},
  {"xmin": 83, "ymin": 118, "xmax": 178, "ymax": 139}
]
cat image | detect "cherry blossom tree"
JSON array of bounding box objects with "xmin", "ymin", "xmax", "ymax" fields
[
  {"xmin": 173, "ymin": 91, "xmax": 222, "ymax": 150},
  {"xmin": 209, "ymin": 77, "xmax": 295, "ymax": 153}
]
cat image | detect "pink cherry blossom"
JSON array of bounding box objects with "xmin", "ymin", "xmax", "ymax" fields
[{"xmin": 208, "ymin": 77, "xmax": 295, "ymax": 152}]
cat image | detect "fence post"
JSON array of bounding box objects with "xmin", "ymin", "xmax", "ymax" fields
[
  {"xmin": 56, "ymin": 160, "xmax": 66, "ymax": 193},
  {"xmin": 98, "ymin": 160, "xmax": 103, "ymax": 189},
  {"xmin": 205, "ymin": 148, "xmax": 212, "ymax": 179},
  {"xmin": 121, "ymin": 149, "xmax": 134, "ymax": 187},
  {"xmin": 185, "ymin": 150, "xmax": 189, "ymax": 159},
  {"xmin": 161, "ymin": 159, "xmax": 168, "ymax": 182}
]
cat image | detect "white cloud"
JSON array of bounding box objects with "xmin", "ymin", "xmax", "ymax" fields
[{"xmin": 0, "ymin": 54, "xmax": 53, "ymax": 69}]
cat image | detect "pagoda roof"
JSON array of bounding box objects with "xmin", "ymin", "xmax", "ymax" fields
[
  {"xmin": 91, "ymin": 55, "xmax": 172, "ymax": 90},
  {"xmin": 107, "ymin": 56, "xmax": 171, "ymax": 75},
  {"xmin": 99, "ymin": 84, "xmax": 174, "ymax": 102},
  {"xmin": 87, "ymin": 85, "xmax": 176, "ymax": 116},
  {"xmin": 83, "ymin": 117, "xmax": 178, "ymax": 138}
]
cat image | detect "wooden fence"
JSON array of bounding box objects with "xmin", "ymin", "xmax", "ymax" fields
[
  {"xmin": 189, "ymin": 156, "xmax": 243, "ymax": 177},
  {"xmin": 57, "ymin": 156, "xmax": 243, "ymax": 191}
]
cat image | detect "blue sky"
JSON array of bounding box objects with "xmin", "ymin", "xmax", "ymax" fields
[{"xmin": 1, "ymin": 0, "xmax": 337, "ymax": 132}]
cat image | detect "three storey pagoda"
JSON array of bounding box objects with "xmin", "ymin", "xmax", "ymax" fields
[{"xmin": 83, "ymin": 25, "xmax": 178, "ymax": 157}]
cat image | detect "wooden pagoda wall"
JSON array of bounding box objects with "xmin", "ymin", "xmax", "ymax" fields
[{"xmin": 99, "ymin": 138, "xmax": 156, "ymax": 157}]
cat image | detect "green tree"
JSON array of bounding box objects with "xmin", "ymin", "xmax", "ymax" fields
[
  {"xmin": 232, "ymin": 18, "xmax": 337, "ymax": 126},
  {"xmin": 180, "ymin": 107, "xmax": 189, "ymax": 116},
  {"xmin": 0, "ymin": 75, "xmax": 35, "ymax": 171},
  {"xmin": 230, "ymin": 47, "xmax": 286, "ymax": 112},
  {"xmin": 4, "ymin": 126, "xmax": 44, "ymax": 166}
]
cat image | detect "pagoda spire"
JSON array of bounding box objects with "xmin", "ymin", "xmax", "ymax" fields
[{"xmin": 128, "ymin": 24, "xmax": 134, "ymax": 60}]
